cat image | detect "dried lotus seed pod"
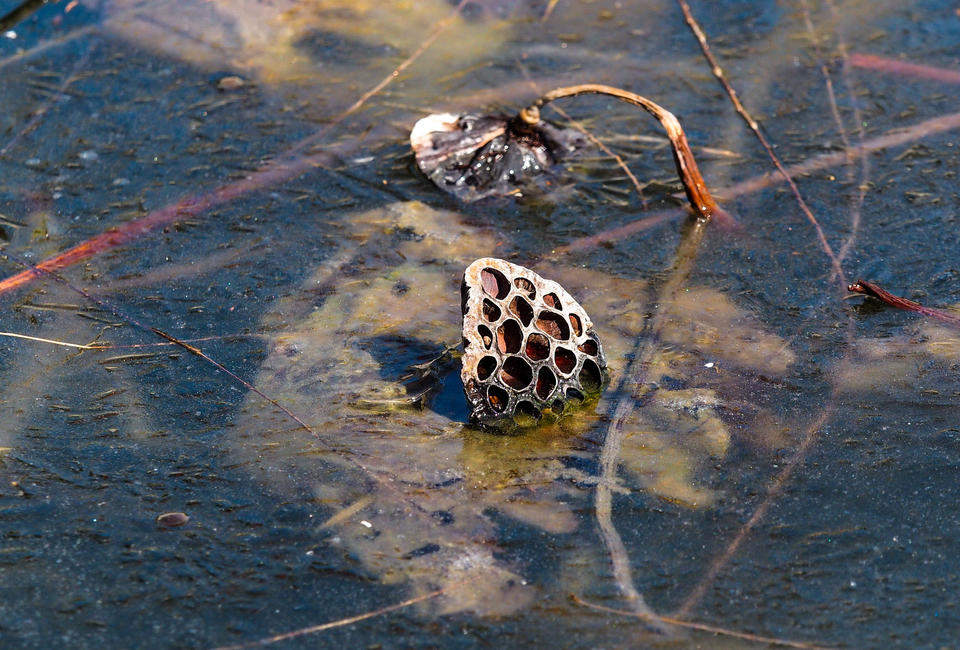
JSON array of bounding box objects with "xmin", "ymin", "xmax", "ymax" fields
[{"xmin": 461, "ymin": 258, "xmax": 609, "ymax": 429}]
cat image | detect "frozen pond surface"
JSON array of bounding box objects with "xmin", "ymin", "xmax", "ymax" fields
[{"xmin": 1, "ymin": 1, "xmax": 959, "ymax": 647}]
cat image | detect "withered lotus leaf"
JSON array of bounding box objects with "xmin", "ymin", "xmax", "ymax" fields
[
  {"xmin": 411, "ymin": 84, "xmax": 724, "ymax": 220},
  {"xmin": 461, "ymin": 258, "xmax": 609, "ymax": 429},
  {"xmin": 410, "ymin": 112, "xmax": 586, "ymax": 202}
]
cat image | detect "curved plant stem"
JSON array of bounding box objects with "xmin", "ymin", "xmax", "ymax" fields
[
  {"xmin": 517, "ymin": 66, "xmax": 649, "ymax": 207},
  {"xmin": 520, "ymin": 84, "xmax": 720, "ymax": 220},
  {"xmin": 557, "ymin": 104, "xmax": 960, "ymax": 253},
  {"xmin": 848, "ymin": 280, "xmax": 960, "ymax": 328}
]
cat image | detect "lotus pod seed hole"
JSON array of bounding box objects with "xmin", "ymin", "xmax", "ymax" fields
[
  {"xmin": 500, "ymin": 356, "xmax": 533, "ymax": 390},
  {"xmin": 569, "ymin": 313, "xmax": 582, "ymax": 337},
  {"xmin": 535, "ymin": 311, "xmax": 570, "ymax": 340},
  {"xmin": 488, "ymin": 384, "xmax": 509, "ymax": 412},
  {"xmin": 514, "ymin": 277, "xmax": 536, "ymax": 299},
  {"xmin": 578, "ymin": 338, "xmax": 598, "ymax": 356},
  {"xmin": 525, "ymin": 333, "xmax": 550, "ymax": 361},
  {"xmin": 497, "ymin": 319, "xmax": 523, "ymax": 354},
  {"xmin": 566, "ymin": 387, "xmax": 585, "ymax": 404},
  {"xmin": 579, "ymin": 358, "xmax": 604, "ymax": 392},
  {"xmin": 536, "ymin": 366, "xmax": 557, "ymax": 400},
  {"xmin": 482, "ymin": 299, "xmax": 501, "ymax": 322},
  {"xmin": 477, "ymin": 324, "xmax": 493, "ymax": 349},
  {"xmin": 554, "ymin": 346, "xmax": 577, "ymax": 375},
  {"xmin": 477, "ymin": 356, "xmax": 497, "ymax": 381},
  {"xmin": 543, "ymin": 292, "xmax": 561, "ymax": 309},
  {"xmin": 508, "ymin": 296, "xmax": 534, "ymax": 327},
  {"xmin": 515, "ymin": 401, "xmax": 542, "ymax": 426},
  {"xmin": 481, "ymin": 268, "xmax": 510, "ymax": 299}
]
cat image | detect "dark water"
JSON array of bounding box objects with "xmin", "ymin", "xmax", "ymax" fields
[{"xmin": 1, "ymin": 1, "xmax": 959, "ymax": 647}]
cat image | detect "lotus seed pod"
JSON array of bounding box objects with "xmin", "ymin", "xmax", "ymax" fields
[{"xmin": 461, "ymin": 258, "xmax": 609, "ymax": 429}]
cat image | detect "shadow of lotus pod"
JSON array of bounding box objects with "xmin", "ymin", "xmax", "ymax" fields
[{"xmin": 461, "ymin": 258, "xmax": 609, "ymax": 429}]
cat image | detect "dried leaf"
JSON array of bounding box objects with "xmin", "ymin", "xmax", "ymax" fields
[
  {"xmin": 411, "ymin": 112, "xmax": 586, "ymax": 201},
  {"xmin": 411, "ymin": 84, "xmax": 723, "ymax": 219}
]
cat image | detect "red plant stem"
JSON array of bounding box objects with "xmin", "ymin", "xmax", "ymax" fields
[
  {"xmin": 848, "ymin": 280, "xmax": 960, "ymax": 327},
  {"xmin": 850, "ymin": 53, "xmax": 960, "ymax": 84},
  {"xmin": 525, "ymin": 84, "xmax": 721, "ymax": 220},
  {"xmin": 562, "ymin": 109, "xmax": 960, "ymax": 252},
  {"xmin": 0, "ymin": 0, "xmax": 473, "ymax": 299},
  {"xmin": 0, "ymin": 151, "xmax": 334, "ymax": 296}
]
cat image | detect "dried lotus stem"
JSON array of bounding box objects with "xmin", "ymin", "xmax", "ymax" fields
[
  {"xmin": 518, "ymin": 84, "xmax": 720, "ymax": 219},
  {"xmin": 848, "ymin": 279, "xmax": 960, "ymax": 328}
]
